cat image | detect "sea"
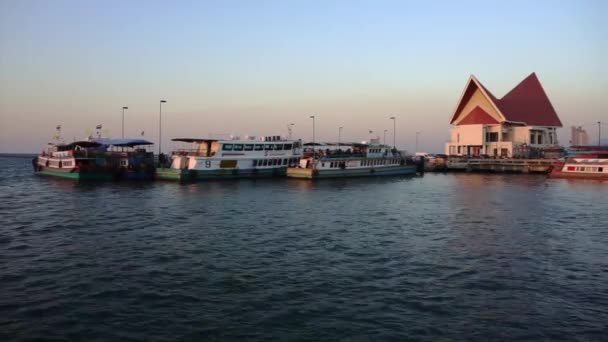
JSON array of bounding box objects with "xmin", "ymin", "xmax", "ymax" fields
[{"xmin": 1, "ymin": 154, "xmax": 607, "ymax": 341}]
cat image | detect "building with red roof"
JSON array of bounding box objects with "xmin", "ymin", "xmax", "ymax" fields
[{"xmin": 445, "ymin": 73, "xmax": 562, "ymax": 157}]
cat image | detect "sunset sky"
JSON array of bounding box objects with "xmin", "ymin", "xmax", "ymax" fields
[{"xmin": 1, "ymin": 0, "xmax": 606, "ymax": 153}]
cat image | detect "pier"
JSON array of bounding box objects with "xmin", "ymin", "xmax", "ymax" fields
[{"xmin": 441, "ymin": 158, "xmax": 554, "ymax": 173}]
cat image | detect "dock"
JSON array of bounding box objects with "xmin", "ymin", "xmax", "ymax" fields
[{"xmin": 435, "ymin": 158, "xmax": 554, "ymax": 174}]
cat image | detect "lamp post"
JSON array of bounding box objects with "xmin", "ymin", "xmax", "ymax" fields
[
  {"xmin": 122, "ymin": 106, "xmax": 128, "ymax": 139},
  {"xmin": 310, "ymin": 115, "xmax": 315, "ymax": 154},
  {"xmin": 383, "ymin": 129, "xmax": 388, "ymax": 145},
  {"xmin": 416, "ymin": 131, "xmax": 420, "ymax": 153},
  {"xmin": 599, "ymin": 121, "xmax": 602, "ymax": 146},
  {"xmin": 389, "ymin": 116, "xmax": 396, "ymax": 149},
  {"xmin": 338, "ymin": 126, "xmax": 343, "ymax": 147},
  {"xmin": 159, "ymin": 100, "xmax": 167, "ymax": 156}
]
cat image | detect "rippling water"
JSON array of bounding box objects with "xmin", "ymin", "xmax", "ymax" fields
[{"xmin": 1, "ymin": 154, "xmax": 607, "ymax": 341}]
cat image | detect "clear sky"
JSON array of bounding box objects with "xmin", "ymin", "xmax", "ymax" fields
[{"xmin": 0, "ymin": 0, "xmax": 606, "ymax": 153}]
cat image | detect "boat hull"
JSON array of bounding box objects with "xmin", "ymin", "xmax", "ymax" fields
[
  {"xmin": 549, "ymin": 170, "xmax": 608, "ymax": 180},
  {"xmin": 156, "ymin": 167, "xmax": 287, "ymax": 181},
  {"xmin": 35, "ymin": 166, "xmax": 113, "ymax": 181},
  {"xmin": 287, "ymin": 165, "xmax": 418, "ymax": 179}
]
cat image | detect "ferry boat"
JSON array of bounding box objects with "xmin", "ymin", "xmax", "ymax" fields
[
  {"xmin": 156, "ymin": 135, "xmax": 303, "ymax": 181},
  {"xmin": 95, "ymin": 138, "xmax": 156, "ymax": 180},
  {"xmin": 286, "ymin": 139, "xmax": 417, "ymax": 179},
  {"xmin": 549, "ymin": 147, "xmax": 608, "ymax": 180},
  {"xmin": 33, "ymin": 138, "xmax": 155, "ymax": 180},
  {"xmin": 33, "ymin": 140, "xmax": 113, "ymax": 180}
]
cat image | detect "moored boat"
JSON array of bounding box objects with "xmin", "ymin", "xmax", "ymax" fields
[
  {"xmin": 157, "ymin": 136, "xmax": 303, "ymax": 181},
  {"xmin": 33, "ymin": 140, "xmax": 113, "ymax": 180},
  {"xmin": 286, "ymin": 139, "xmax": 417, "ymax": 179},
  {"xmin": 94, "ymin": 138, "xmax": 155, "ymax": 180},
  {"xmin": 549, "ymin": 147, "xmax": 608, "ymax": 180}
]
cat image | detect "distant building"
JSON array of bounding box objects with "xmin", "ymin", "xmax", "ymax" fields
[
  {"xmin": 445, "ymin": 73, "xmax": 562, "ymax": 157},
  {"xmin": 570, "ymin": 126, "xmax": 589, "ymax": 146}
]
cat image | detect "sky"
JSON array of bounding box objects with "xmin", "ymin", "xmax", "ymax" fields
[{"xmin": 0, "ymin": 0, "xmax": 606, "ymax": 153}]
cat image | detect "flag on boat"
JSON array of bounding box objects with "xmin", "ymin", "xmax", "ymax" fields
[
  {"xmin": 141, "ymin": 131, "xmax": 145, "ymax": 136},
  {"xmin": 56, "ymin": 125, "xmax": 61, "ymax": 130},
  {"xmin": 96, "ymin": 124, "xmax": 102, "ymax": 130},
  {"xmin": 369, "ymin": 130, "xmax": 373, "ymax": 134}
]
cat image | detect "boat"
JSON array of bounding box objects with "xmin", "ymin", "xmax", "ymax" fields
[
  {"xmin": 33, "ymin": 140, "xmax": 113, "ymax": 180},
  {"xmin": 549, "ymin": 146, "xmax": 608, "ymax": 180},
  {"xmin": 94, "ymin": 138, "xmax": 156, "ymax": 180},
  {"xmin": 33, "ymin": 138, "xmax": 155, "ymax": 180},
  {"xmin": 156, "ymin": 135, "xmax": 303, "ymax": 181},
  {"xmin": 286, "ymin": 139, "xmax": 417, "ymax": 179}
]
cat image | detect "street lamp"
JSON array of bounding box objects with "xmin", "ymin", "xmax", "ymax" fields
[
  {"xmin": 338, "ymin": 126, "xmax": 343, "ymax": 147},
  {"xmin": 389, "ymin": 116, "xmax": 396, "ymax": 149},
  {"xmin": 122, "ymin": 106, "xmax": 128, "ymax": 139},
  {"xmin": 310, "ymin": 115, "xmax": 315, "ymax": 153},
  {"xmin": 159, "ymin": 100, "xmax": 167, "ymax": 156},
  {"xmin": 383, "ymin": 129, "xmax": 388, "ymax": 145}
]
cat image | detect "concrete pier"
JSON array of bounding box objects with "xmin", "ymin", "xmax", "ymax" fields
[{"xmin": 441, "ymin": 158, "xmax": 554, "ymax": 174}]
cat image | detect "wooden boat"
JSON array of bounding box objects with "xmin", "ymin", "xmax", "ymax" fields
[
  {"xmin": 33, "ymin": 138, "xmax": 155, "ymax": 180},
  {"xmin": 157, "ymin": 136, "xmax": 303, "ymax": 181},
  {"xmin": 95, "ymin": 138, "xmax": 155, "ymax": 180},
  {"xmin": 286, "ymin": 139, "xmax": 417, "ymax": 179},
  {"xmin": 33, "ymin": 140, "xmax": 113, "ymax": 180}
]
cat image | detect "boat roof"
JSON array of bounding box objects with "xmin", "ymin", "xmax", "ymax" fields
[
  {"xmin": 94, "ymin": 138, "xmax": 154, "ymax": 147},
  {"xmin": 59, "ymin": 141, "xmax": 103, "ymax": 148},
  {"xmin": 172, "ymin": 138, "xmax": 219, "ymax": 143}
]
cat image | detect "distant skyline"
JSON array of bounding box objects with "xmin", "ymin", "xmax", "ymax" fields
[{"xmin": 1, "ymin": 0, "xmax": 606, "ymax": 153}]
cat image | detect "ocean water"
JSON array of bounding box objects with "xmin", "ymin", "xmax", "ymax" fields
[{"xmin": 1, "ymin": 154, "xmax": 607, "ymax": 341}]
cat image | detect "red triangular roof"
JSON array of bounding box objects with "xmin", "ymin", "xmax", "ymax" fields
[
  {"xmin": 459, "ymin": 106, "xmax": 499, "ymax": 125},
  {"xmin": 450, "ymin": 73, "xmax": 562, "ymax": 127},
  {"xmin": 498, "ymin": 73, "xmax": 562, "ymax": 126}
]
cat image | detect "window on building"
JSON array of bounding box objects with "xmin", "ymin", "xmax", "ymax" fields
[
  {"xmin": 486, "ymin": 132, "xmax": 499, "ymax": 142},
  {"xmin": 538, "ymin": 135, "xmax": 543, "ymax": 144},
  {"xmin": 530, "ymin": 134, "xmax": 536, "ymax": 144}
]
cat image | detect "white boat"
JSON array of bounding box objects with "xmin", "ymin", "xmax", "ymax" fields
[
  {"xmin": 157, "ymin": 136, "xmax": 303, "ymax": 181},
  {"xmin": 33, "ymin": 138, "xmax": 155, "ymax": 180},
  {"xmin": 549, "ymin": 148, "xmax": 608, "ymax": 180},
  {"xmin": 286, "ymin": 139, "xmax": 418, "ymax": 179}
]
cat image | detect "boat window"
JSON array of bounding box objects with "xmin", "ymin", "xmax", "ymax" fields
[
  {"xmin": 283, "ymin": 144, "xmax": 292, "ymax": 150},
  {"xmin": 253, "ymin": 160, "xmax": 257, "ymax": 167},
  {"xmin": 222, "ymin": 144, "xmax": 233, "ymax": 151},
  {"xmin": 233, "ymin": 144, "xmax": 244, "ymax": 151},
  {"xmin": 254, "ymin": 144, "xmax": 264, "ymax": 151},
  {"xmin": 273, "ymin": 144, "xmax": 283, "ymax": 150},
  {"xmin": 283, "ymin": 159, "xmax": 288, "ymax": 165},
  {"xmin": 262, "ymin": 160, "xmax": 267, "ymax": 166},
  {"xmin": 322, "ymin": 162, "xmax": 325, "ymax": 167},
  {"xmin": 244, "ymin": 144, "xmax": 254, "ymax": 151},
  {"xmin": 330, "ymin": 162, "xmax": 334, "ymax": 168},
  {"xmin": 273, "ymin": 159, "xmax": 279, "ymax": 166},
  {"xmin": 264, "ymin": 144, "xmax": 273, "ymax": 150},
  {"xmin": 599, "ymin": 167, "xmax": 604, "ymax": 172}
]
